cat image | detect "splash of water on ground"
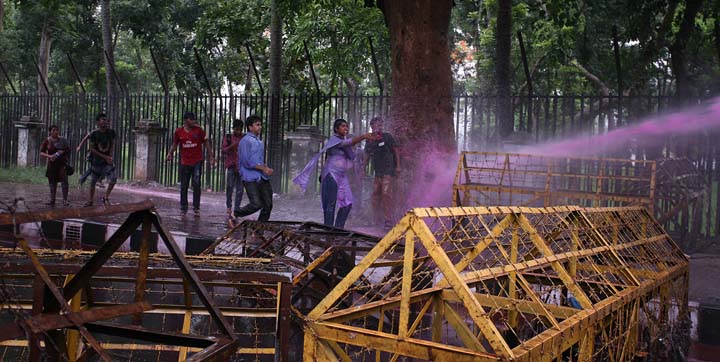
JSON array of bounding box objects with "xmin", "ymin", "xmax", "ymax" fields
[{"xmin": 519, "ymin": 97, "xmax": 720, "ymax": 157}]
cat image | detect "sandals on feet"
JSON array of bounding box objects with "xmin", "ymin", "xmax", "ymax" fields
[
  {"xmin": 102, "ymin": 197, "xmax": 110, "ymax": 205},
  {"xmin": 83, "ymin": 201, "xmax": 94, "ymax": 207}
]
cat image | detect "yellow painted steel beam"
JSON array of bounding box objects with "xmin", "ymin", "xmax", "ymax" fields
[
  {"xmin": 398, "ymin": 229, "xmax": 415, "ymax": 338},
  {"xmin": 440, "ymin": 290, "xmax": 578, "ymax": 320},
  {"xmin": 442, "ymin": 301, "xmax": 487, "ymax": 353},
  {"xmin": 453, "ymin": 213, "xmax": 516, "ymax": 272},
  {"xmin": 307, "ymin": 217, "xmax": 411, "ymax": 320},
  {"xmin": 412, "ymin": 218, "xmax": 514, "ymax": 359},
  {"xmin": 307, "ymin": 322, "xmax": 500, "ymax": 362},
  {"xmin": 439, "ymin": 234, "xmax": 669, "ymax": 288},
  {"xmin": 513, "ymin": 263, "xmax": 687, "ymax": 362},
  {"xmin": 515, "ymin": 214, "xmax": 594, "ymax": 309}
]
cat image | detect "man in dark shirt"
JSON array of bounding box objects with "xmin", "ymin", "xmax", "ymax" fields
[
  {"xmin": 85, "ymin": 115, "xmax": 118, "ymax": 206},
  {"xmin": 364, "ymin": 117, "xmax": 400, "ymax": 228}
]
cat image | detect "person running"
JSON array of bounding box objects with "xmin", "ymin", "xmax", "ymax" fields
[
  {"xmin": 85, "ymin": 115, "xmax": 117, "ymax": 206},
  {"xmin": 165, "ymin": 112, "xmax": 216, "ymax": 216},
  {"xmin": 77, "ymin": 114, "xmax": 107, "ymax": 188},
  {"xmin": 294, "ymin": 118, "xmax": 376, "ymax": 228},
  {"xmin": 40, "ymin": 125, "xmax": 71, "ymax": 207},
  {"xmin": 221, "ymin": 119, "xmax": 245, "ymax": 216},
  {"xmin": 233, "ymin": 115, "xmax": 273, "ymax": 221}
]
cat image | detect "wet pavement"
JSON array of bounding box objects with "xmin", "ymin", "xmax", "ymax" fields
[{"xmin": 0, "ymin": 182, "xmax": 386, "ymax": 239}]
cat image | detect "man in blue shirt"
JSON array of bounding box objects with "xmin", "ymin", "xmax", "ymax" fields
[{"xmin": 234, "ymin": 115, "xmax": 273, "ymax": 221}]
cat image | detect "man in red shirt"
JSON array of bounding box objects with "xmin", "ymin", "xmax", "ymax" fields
[
  {"xmin": 221, "ymin": 119, "xmax": 245, "ymax": 216},
  {"xmin": 166, "ymin": 112, "xmax": 216, "ymax": 215}
]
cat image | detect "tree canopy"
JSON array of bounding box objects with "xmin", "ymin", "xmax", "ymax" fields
[{"xmin": 0, "ymin": 0, "xmax": 717, "ymax": 99}]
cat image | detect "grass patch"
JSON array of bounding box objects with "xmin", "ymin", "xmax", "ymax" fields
[{"xmin": 0, "ymin": 166, "xmax": 79, "ymax": 186}]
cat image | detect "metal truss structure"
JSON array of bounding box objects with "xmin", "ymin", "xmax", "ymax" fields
[
  {"xmin": 0, "ymin": 201, "xmax": 293, "ymax": 361},
  {"xmin": 303, "ymin": 206, "xmax": 689, "ymax": 361},
  {"xmin": 203, "ymin": 220, "xmax": 380, "ymax": 312},
  {"xmin": 452, "ymin": 152, "xmax": 710, "ymax": 248},
  {"xmin": 452, "ymin": 152, "xmax": 657, "ymax": 211},
  {"xmin": 203, "ymin": 220, "xmax": 382, "ymax": 360}
]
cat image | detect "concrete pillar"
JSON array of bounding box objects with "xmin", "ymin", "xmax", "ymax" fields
[
  {"xmin": 14, "ymin": 115, "xmax": 44, "ymax": 167},
  {"xmin": 286, "ymin": 125, "xmax": 325, "ymax": 194},
  {"xmin": 133, "ymin": 120, "xmax": 167, "ymax": 182}
]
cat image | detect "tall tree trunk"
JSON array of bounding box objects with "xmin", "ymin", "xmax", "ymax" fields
[
  {"xmin": 38, "ymin": 20, "xmax": 52, "ymax": 125},
  {"xmin": 101, "ymin": 0, "xmax": 117, "ymax": 121},
  {"xmin": 496, "ymin": 0, "xmax": 513, "ymax": 139},
  {"xmin": 379, "ymin": 0, "xmax": 455, "ymax": 207},
  {"xmin": 670, "ymin": 0, "xmax": 702, "ymax": 106},
  {"xmin": 0, "ymin": 0, "xmax": 4, "ymax": 32},
  {"xmin": 267, "ymin": 0, "xmax": 282, "ymax": 190},
  {"xmin": 380, "ymin": 0, "xmax": 454, "ymax": 150}
]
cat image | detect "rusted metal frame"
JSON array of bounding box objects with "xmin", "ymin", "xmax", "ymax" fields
[
  {"xmin": 20, "ymin": 302, "xmax": 152, "ymax": 336},
  {"xmin": 28, "ymin": 274, "xmax": 44, "ymax": 362},
  {"xmin": 512, "ymin": 261, "xmax": 687, "ymax": 361},
  {"xmin": 65, "ymin": 274, "xmax": 81, "ymax": 360},
  {"xmin": 149, "ymin": 213, "xmax": 238, "ymax": 341},
  {"xmin": 1, "ymin": 264, "xmax": 290, "ymax": 284},
  {"xmin": 513, "ymin": 214, "xmax": 594, "ymax": 309},
  {"xmin": 307, "ymin": 217, "xmax": 411, "ymax": 320},
  {"xmin": 185, "ymin": 337, "xmax": 237, "ymax": 362},
  {"xmin": 307, "ymin": 322, "xmax": 501, "ymax": 362},
  {"xmin": 80, "ymin": 323, "xmax": 215, "ymax": 348},
  {"xmin": 178, "ymin": 279, "xmax": 193, "ymax": 361},
  {"xmin": 411, "ymin": 217, "xmax": 514, "ymax": 358},
  {"xmin": 276, "ymin": 281, "xmax": 292, "ymax": 362},
  {"xmin": 15, "ymin": 238, "xmax": 113, "ymax": 361},
  {"xmin": 0, "ymin": 200, "xmax": 154, "ymax": 225},
  {"xmin": 60, "ymin": 210, "xmax": 146, "ymax": 304},
  {"xmin": 246, "ymin": 229, "xmax": 285, "ymax": 257},
  {"xmin": 397, "ymin": 229, "xmax": 415, "ymax": 338},
  {"xmin": 132, "ymin": 215, "xmax": 152, "ymax": 325},
  {"xmin": 441, "ymin": 300, "xmax": 487, "ymax": 353}
]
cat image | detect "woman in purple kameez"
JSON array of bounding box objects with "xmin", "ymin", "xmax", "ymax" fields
[{"xmin": 294, "ymin": 119, "xmax": 375, "ymax": 228}]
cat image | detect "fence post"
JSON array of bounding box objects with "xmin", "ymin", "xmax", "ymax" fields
[
  {"xmin": 14, "ymin": 115, "xmax": 44, "ymax": 167},
  {"xmin": 285, "ymin": 125, "xmax": 324, "ymax": 194},
  {"xmin": 132, "ymin": 119, "xmax": 167, "ymax": 182}
]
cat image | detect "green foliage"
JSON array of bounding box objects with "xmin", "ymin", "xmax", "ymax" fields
[
  {"xmin": 0, "ymin": 166, "xmax": 78, "ymax": 186},
  {"xmin": 0, "ymin": 0, "xmax": 717, "ymax": 98}
]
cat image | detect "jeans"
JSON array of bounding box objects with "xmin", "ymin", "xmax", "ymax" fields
[
  {"xmin": 180, "ymin": 162, "xmax": 203, "ymax": 212},
  {"xmin": 226, "ymin": 167, "xmax": 244, "ymax": 211},
  {"xmin": 321, "ymin": 175, "xmax": 352, "ymax": 228},
  {"xmin": 372, "ymin": 175, "xmax": 394, "ymax": 225},
  {"xmin": 49, "ymin": 178, "xmax": 69, "ymax": 202},
  {"xmin": 234, "ymin": 179, "xmax": 273, "ymax": 221}
]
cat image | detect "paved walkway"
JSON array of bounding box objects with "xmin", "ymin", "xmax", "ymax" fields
[{"xmin": 0, "ymin": 182, "xmax": 385, "ymax": 239}]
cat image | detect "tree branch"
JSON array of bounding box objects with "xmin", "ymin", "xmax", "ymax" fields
[{"xmin": 570, "ymin": 59, "xmax": 611, "ymax": 96}]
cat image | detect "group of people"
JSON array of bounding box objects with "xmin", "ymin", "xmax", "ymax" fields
[
  {"xmin": 294, "ymin": 116, "xmax": 400, "ymax": 229},
  {"xmin": 40, "ymin": 113, "xmax": 117, "ymax": 207},
  {"xmin": 40, "ymin": 111, "xmax": 399, "ymax": 230}
]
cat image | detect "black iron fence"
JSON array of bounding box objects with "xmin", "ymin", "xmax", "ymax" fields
[{"xmin": 0, "ymin": 93, "xmax": 676, "ymax": 191}]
